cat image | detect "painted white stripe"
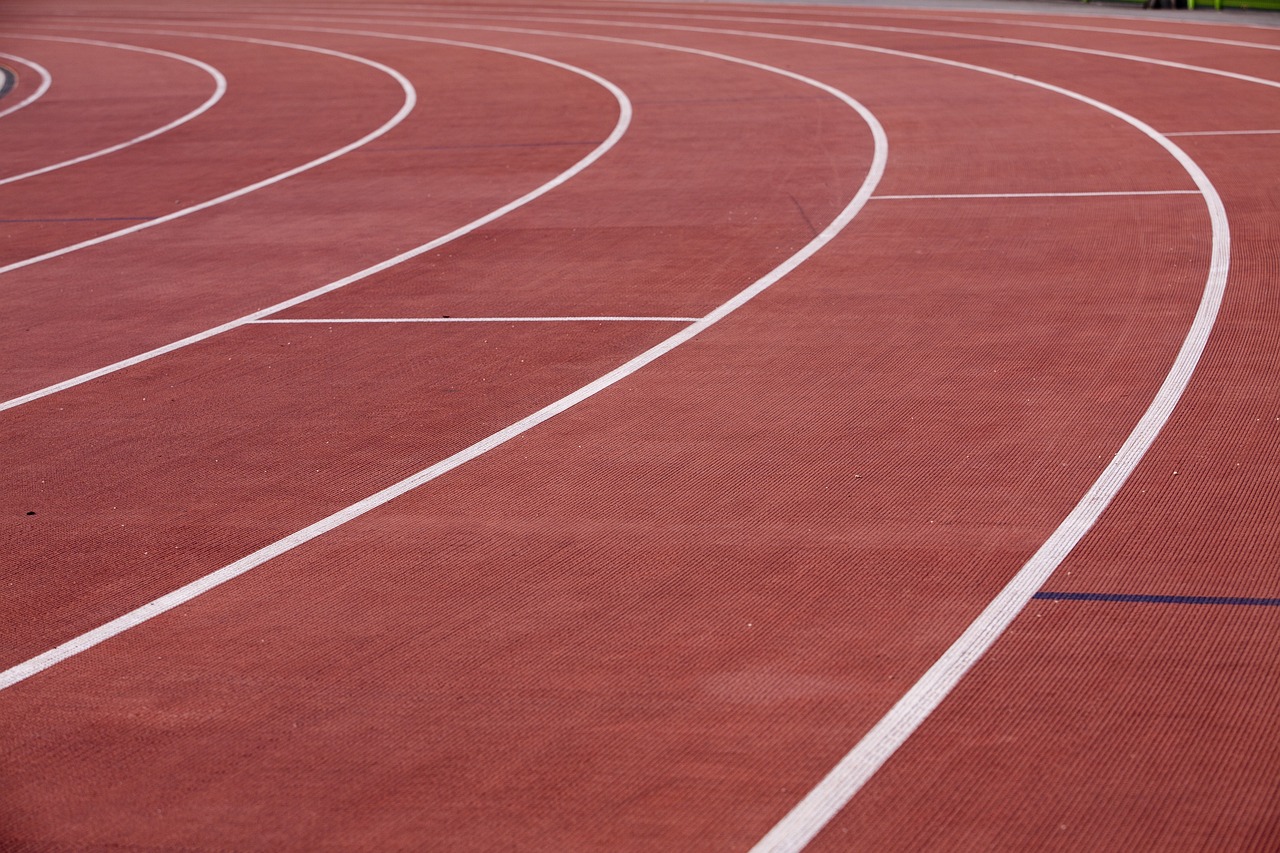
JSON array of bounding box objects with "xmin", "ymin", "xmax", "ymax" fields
[
  {"xmin": 1165, "ymin": 128, "xmax": 1280, "ymax": 136},
  {"xmin": 873, "ymin": 190, "xmax": 1200, "ymax": 200},
  {"xmin": 0, "ymin": 32, "xmax": 632, "ymax": 413},
  {"xmin": 494, "ymin": 1, "xmax": 1280, "ymax": 41},
  {"xmin": 0, "ymin": 35, "xmax": 226, "ymax": 186},
  {"xmin": 347, "ymin": 6, "xmax": 1280, "ymax": 91},
  {"xmin": 250, "ymin": 316, "xmax": 699, "ymax": 323},
  {"xmin": 0, "ymin": 52, "xmax": 52, "ymax": 119},
  {"xmin": 0, "ymin": 31, "xmax": 888, "ymax": 692},
  {"xmin": 0, "ymin": 29, "xmax": 416, "ymax": 277}
]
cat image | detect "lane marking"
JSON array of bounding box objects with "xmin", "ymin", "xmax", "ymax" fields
[
  {"xmin": 0, "ymin": 30, "xmax": 633, "ymax": 413},
  {"xmin": 0, "ymin": 28, "xmax": 888, "ymax": 694},
  {"xmin": 354, "ymin": 6, "xmax": 1280, "ymax": 91},
  {"xmin": 0, "ymin": 28, "xmax": 416, "ymax": 277},
  {"xmin": 1166, "ymin": 128, "xmax": 1280, "ymax": 136},
  {"xmin": 519, "ymin": 1, "xmax": 1280, "ymax": 40},
  {"xmin": 0, "ymin": 35, "xmax": 226, "ymax": 186},
  {"xmin": 250, "ymin": 316, "xmax": 699, "ymax": 323},
  {"xmin": 0, "ymin": 52, "xmax": 52, "ymax": 119},
  {"xmin": 1036, "ymin": 591, "xmax": 1280, "ymax": 606},
  {"xmin": 872, "ymin": 190, "xmax": 1200, "ymax": 200}
]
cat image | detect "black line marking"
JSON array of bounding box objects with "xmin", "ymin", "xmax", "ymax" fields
[{"xmin": 1035, "ymin": 591, "xmax": 1280, "ymax": 607}]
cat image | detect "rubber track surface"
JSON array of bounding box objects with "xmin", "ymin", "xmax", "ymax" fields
[{"xmin": 1, "ymin": 1, "xmax": 1277, "ymax": 850}]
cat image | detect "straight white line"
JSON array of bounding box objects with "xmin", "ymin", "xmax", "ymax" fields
[
  {"xmin": 0, "ymin": 30, "xmax": 889, "ymax": 694},
  {"xmin": 0, "ymin": 30, "xmax": 632, "ymax": 413},
  {"xmin": 0, "ymin": 35, "xmax": 226, "ymax": 186},
  {"xmin": 0, "ymin": 52, "xmax": 52, "ymax": 119},
  {"xmin": 1165, "ymin": 128, "xmax": 1280, "ymax": 136},
  {"xmin": 0, "ymin": 28, "xmax": 416, "ymax": 277},
  {"xmin": 872, "ymin": 189, "xmax": 1200, "ymax": 200},
  {"xmin": 250, "ymin": 316, "xmax": 700, "ymax": 323}
]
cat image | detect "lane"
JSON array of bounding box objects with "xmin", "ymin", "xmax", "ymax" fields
[{"xmin": 0, "ymin": 9, "xmax": 1233, "ymax": 850}]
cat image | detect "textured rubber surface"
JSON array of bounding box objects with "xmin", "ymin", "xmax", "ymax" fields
[{"xmin": 1, "ymin": 1, "xmax": 1277, "ymax": 850}]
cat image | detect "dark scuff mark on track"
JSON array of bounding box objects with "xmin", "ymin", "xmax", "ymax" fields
[{"xmin": 788, "ymin": 192, "xmax": 819, "ymax": 238}]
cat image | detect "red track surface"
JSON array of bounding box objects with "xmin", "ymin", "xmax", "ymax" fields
[{"xmin": 1, "ymin": 1, "xmax": 1277, "ymax": 850}]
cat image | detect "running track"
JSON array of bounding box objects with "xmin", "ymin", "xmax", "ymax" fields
[{"xmin": 1, "ymin": 0, "xmax": 1278, "ymax": 849}]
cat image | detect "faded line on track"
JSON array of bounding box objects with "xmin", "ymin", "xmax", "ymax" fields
[
  {"xmin": 0, "ymin": 52, "xmax": 52, "ymax": 119},
  {"xmin": 0, "ymin": 27, "xmax": 415, "ymax": 277},
  {"xmin": 0, "ymin": 28, "xmax": 631, "ymax": 413},
  {"xmin": 0, "ymin": 35, "xmax": 226, "ymax": 186},
  {"xmin": 0, "ymin": 30, "xmax": 889, "ymax": 700}
]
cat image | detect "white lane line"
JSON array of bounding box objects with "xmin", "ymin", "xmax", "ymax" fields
[
  {"xmin": 1166, "ymin": 128, "xmax": 1280, "ymax": 136},
  {"xmin": 0, "ymin": 31, "xmax": 888, "ymax": 693},
  {"xmin": 891, "ymin": 12, "xmax": 1280, "ymax": 52},
  {"xmin": 0, "ymin": 32, "xmax": 632, "ymax": 413},
  {"xmin": 873, "ymin": 190, "xmax": 1200, "ymax": 200},
  {"xmin": 250, "ymin": 316, "xmax": 699, "ymax": 323},
  {"xmin": 358, "ymin": 6, "xmax": 1280, "ymax": 91},
  {"xmin": 526, "ymin": 1, "xmax": 1280, "ymax": 40},
  {"xmin": 0, "ymin": 35, "xmax": 226, "ymax": 186},
  {"xmin": 0, "ymin": 28, "xmax": 416, "ymax": 277},
  {"xmin": 0, "ymin": 52, "xmax": 52, "ymax": 119},
  {"xmin": 377, "ymin": 9, "xmax": 1234, "ymax": 849}
]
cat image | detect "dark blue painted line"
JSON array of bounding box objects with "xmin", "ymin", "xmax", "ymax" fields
[
  {"xmin": 0, "ymin": 217, "xmax": 154, "ymax": 223},
  {"xmin": 1035, "ymin": 591, "xmax": 1280, "ymax": 607},
  {"xmin": 0, "ymin": 67, "xmax": 15, "ymax": 102}
]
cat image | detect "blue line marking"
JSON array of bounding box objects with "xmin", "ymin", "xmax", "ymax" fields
[{"xmin": 1035, "ymin": 591, "xmax": 1280, "ymax": 607}]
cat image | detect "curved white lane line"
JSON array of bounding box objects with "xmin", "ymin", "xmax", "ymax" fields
[
  {"xmin": 0, "ymin": 30, "xmax": 632, "ymax": 413},
  {"xmin": 331, "ymin": 6, "xmax": 1280, "ymax": 90},
  {"xmin": 0, "ymin": 31, "xmax": 889, "ymax": 704},
  {"xmin": 0, "ymin": 52, "xmax": 52, "ymax": 119},
  {"xmin": 0, "ymin": 28, "xmax": 416, "ymax": 277},
  {"xmin": 276, "ymin": 12, "xmax": 1234, "ymax": 850},
  {"xmin": 913, "ymin": 12, "xmax": 1280, "ymax": 51},
  {"xmin": 0, "ymin": 35, "xmax": 226, "ymax": 186},
  {"xmin": 524, "ymin": 3, "xmax": 1280, "ymax": 51}
]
